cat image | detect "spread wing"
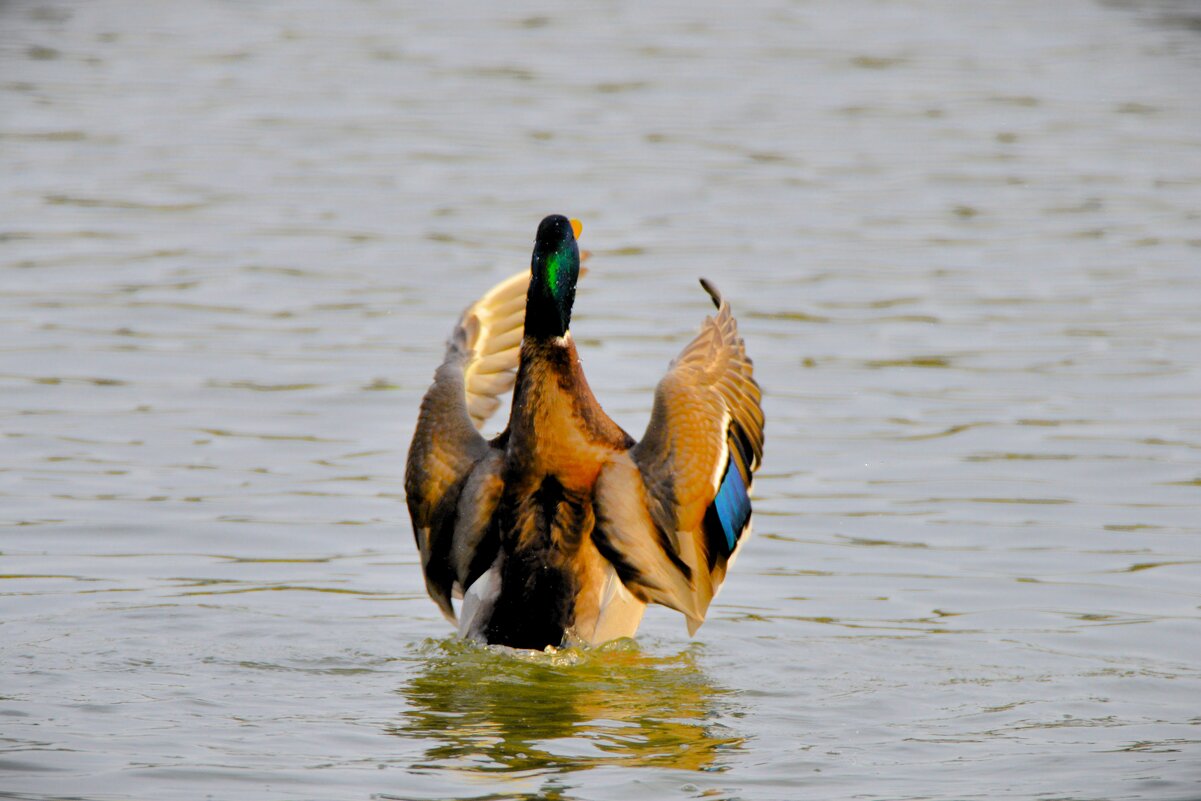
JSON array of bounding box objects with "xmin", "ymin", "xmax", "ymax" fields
[
  {"xmin": 594, "ymin": 279, "xmax": 763, "ymax": 634},
  {"xmin": 404, "ymin": 269, "xmax": 529, "ymax": 622},
  {"xmin": 458, "ymin": 270, "xmax": 531, "ymax": 429}
]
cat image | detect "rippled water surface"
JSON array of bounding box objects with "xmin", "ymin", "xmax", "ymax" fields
[{"xmin": 3, "ymin": 1, "xmax": 1201, "ymax": 799}]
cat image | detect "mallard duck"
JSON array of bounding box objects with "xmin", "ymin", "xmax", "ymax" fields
[{"xmin": 405, "ymin": 215, "xmax": 764, "ymax": 649}]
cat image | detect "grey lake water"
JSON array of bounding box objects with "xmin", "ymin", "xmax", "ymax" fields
[{"xmin": 3, "ymin": 1, "xmax": 1201, "ymax": 800}]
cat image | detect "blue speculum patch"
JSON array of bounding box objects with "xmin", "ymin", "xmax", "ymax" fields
[{"xmin": 713, "ymin": 455, "xmax": 751, "ymax": 554}]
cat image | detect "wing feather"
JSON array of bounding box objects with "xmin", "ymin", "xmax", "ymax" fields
[
  {"xmin": 596, "ymin": 280, "xmax": 764, "ymax": 634},
  {"xmin": 459, "ymin": 269, "xmax": 532, "ymax": 430},
  {"xmin": 405, "ymin": 269, "xmax": 527, "ymax": 621}
]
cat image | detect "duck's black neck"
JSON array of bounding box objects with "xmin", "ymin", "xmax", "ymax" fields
[{"xmin": 524, "ymin": 281, "xmax": 575, "ymax": 339}]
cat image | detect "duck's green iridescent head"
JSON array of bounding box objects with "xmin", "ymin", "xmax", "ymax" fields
[{"xmin": 525, "ymin": 214, "xmax": 582, "ymax": 340}]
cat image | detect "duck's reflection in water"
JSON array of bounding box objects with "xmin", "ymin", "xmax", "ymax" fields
[{"xmin": 390, "ymin": 638, "xmax": 743, "ymax": 777}]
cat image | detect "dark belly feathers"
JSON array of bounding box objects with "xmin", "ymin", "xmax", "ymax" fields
[{"xmin": 484, "ymin": 475, "xmax": 593, "ymax": 649}]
